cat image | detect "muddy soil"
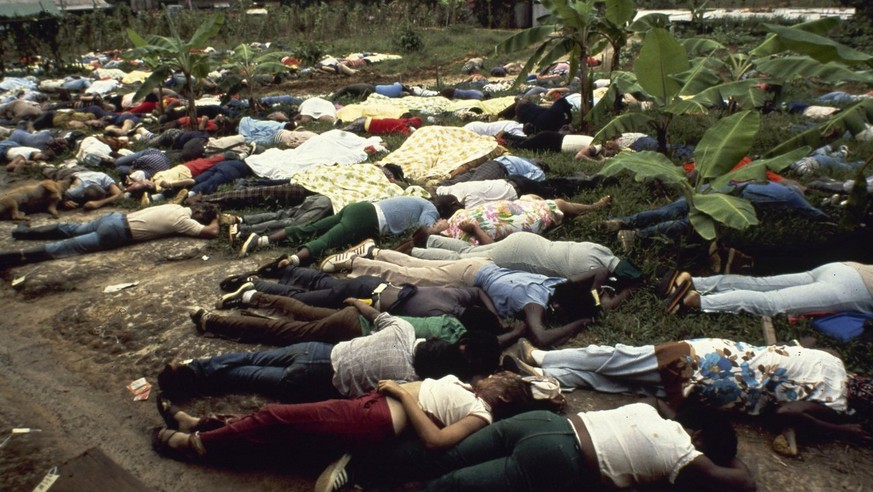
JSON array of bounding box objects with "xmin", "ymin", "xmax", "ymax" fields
[{"xmin": 1, "ymin": 69, "xmax": 872, "ymax": 491}]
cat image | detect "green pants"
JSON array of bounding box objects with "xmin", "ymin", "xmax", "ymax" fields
[
  {"xmin": 284, "ymin": 201, "xmax": 378, "ymax": 259},
  {"xmin": 424, "ymin": 410, "xmax": 590, "ymax": 492}
]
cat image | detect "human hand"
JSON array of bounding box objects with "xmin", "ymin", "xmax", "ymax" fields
[
  {"xmin": 377, "ymin": 380, "xmax": 405, "ymax": 398},
  {"xmin": 83, "ymin": 201, "xmax": 98, "ymax": 210},
  {"xmin": 63, "ymin": 200, "xmax": 79, "ymax": 209},
  {"xmin": 458, "ymin": 221, "xmax": 477, "ymax": 233}
]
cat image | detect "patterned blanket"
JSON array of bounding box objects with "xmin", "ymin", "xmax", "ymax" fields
[
  {"xmin": 291, "ymin": 163, "xmax": 428, "ymax": 213},
  {"xmin": 378, "ymin": 126, "xmax": 502, "ymax": 183}
]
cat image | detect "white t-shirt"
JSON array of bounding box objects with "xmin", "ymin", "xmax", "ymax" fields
[
  {"xmin": 561, "ymin": 134, "xmax": 594, "ymax": 153},
  {"xmin": 463, "ymin": 120, "xmax": 525, "ymax": 137},
  {"xmin": 577, "ymin": 403, "xmax": 701, "ymax": 487},
  {"xmin": 437, "ymin": 180, "xmax": 518, "ymax": 209},
  {"xmin": 418, "ymin": 375, "xmax": 492, "ymax": 426}
]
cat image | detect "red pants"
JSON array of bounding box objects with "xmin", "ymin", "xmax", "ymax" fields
[{"xmin": 196, "ymin": 391, "xmax": 394, "ymax": 459}]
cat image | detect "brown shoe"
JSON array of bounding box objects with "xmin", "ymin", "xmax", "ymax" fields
[{"xmin": 517, "ymin": 338, "xmax": 537, "ymax": 366}]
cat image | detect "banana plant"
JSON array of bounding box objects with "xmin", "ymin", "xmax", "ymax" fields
[
  {"xmin": 220, "ymin": 43, "xmax": 293, "ymax": 110},
  {"xmin": 126, "ymin": 10, "xmax": 225, "ymax": 124},
  {"xmin": 495, "ymin": 0, "xmax": 635, "ymax": 131},
  {"xmin": 599, "ymin": 110, "xmax": 810, "ymax": 240}
]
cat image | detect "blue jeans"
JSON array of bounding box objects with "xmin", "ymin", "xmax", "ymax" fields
[
  {"xmin": 192, "ymin": 160, "xmax": 251, "ymax": 195},
  {"xmin": 254, "ymin": 266, "xmax": 381, "ymax": 308},
  {"xmin": 613, "ymin": 197, "xmax": 691, "ymax": 239},
  {"xmin": 44, "ymin": 212, "xmax": 131, "ymax": 258},
  {"xmin": 187, "ymin": 342, "xmax": 338, "ymax": 402},
  {"xmin": 737, "ymin": 182, "xmax": 828, "ymax": 218}
]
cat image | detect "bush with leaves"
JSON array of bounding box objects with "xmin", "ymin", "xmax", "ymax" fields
[{"xmin": 393, "ymin": 23, "xmax": 424, "ymax": 53}]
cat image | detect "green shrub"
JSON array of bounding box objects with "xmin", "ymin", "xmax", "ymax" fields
[{"xmin": 393, "ymin": 23, "xmax": 424, "ymax": 53}]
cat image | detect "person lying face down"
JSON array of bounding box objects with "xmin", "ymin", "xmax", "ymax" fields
[{"xmin": 328, "ymin": 399, "xmax": 755, "ymax": 492}]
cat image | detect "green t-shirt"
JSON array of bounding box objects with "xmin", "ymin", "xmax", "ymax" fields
[{"xmin": 359, "ymin": 314, "xmax": 466, "ymax": 343}]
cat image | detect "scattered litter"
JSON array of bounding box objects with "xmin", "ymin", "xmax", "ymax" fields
[
  {"xmin": 202, "ymin": 255, "xmax": 209, "ymax": 261},
  {"xmin": 0, "ymin": 428, "xmax": 42, "ymax": 449},
  {"xmin": 11, "ymin": 276, "xmax": 25, "ymax": 288},
  {"xmin": 32, "ymin": 466, "xmax": 59, "ymax": 492},
  {"xmin": 126, "ymin": 377, "xmax": 152, "ymax": 401},
  {"xmin": 103, "ymin": 282, "xmax": 139, "ymax": 293}
]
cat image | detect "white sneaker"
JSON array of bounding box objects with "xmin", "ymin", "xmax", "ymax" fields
[
  {"xmin": 320, "ymin": 251, "xmax": 357, "ymax": 273},
  {"xmin": 342, "ymin": 238, "xmax": 376, "ymax": 258},
  {"xmin": 315, "ymin": 453, "xmax": 352, "ymax": 492}
]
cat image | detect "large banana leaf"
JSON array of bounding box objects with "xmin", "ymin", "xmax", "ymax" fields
[
  {"xmin": 543, "ymin": 0, "xmax": 584, "ymax": 29},
  {"xmin": 132, "ymin": 66, "xmax": 171, "ymax": 103},
  {"xmin": 681, "ymin": 38, "xmax": 726, "ymax": 57},
  {"xmin": 634, "ymin": 27, "xmax": 688, "ymax": 104},
  {"xmin": 688, "ymin": 208, "xmax": 717, "ymax": 240},
  {"xmin": 695, "ymin": 111, "xmax": 759, "ymax": 180},
  {"xmin": 496, "ymin": 25, "xmax": 556, "ymax": 54},
  {"xmin": 665, "ymin": 98, "xmax": 708, "ymax": 115},
  {"xmin": 767, "ymin": 99, "xmax": 873, "ymax": 156},
  {"xmin": 592, "ymin": 112, "xmax": 656, "ymax": 142},
  {"xmin": 188, "ymin": 13, "xmax": 225, "ymax": 49},
  {"xmin": 629, "ymin": 12, "xmax": 670, "ymax": 32},
  {"xmin": 598, "ymin": 151, "xmax": 688, "ymax": 185},
  {"xmin": 674, "ymin": 56, "xmax": 722, "ymax": 96},
  {"xmin": 693, "ymin": 192, "xmax": 759, "ymax": 232},
  {"xmin": 755, "ymin": 56, "xmax": 873, "ymax": 85},
  {"xmin": 686, "ymin": 79, "xmax": 769, "ymax": 110},
  {"xmin": 605, "ymin": 0, "xmax": 635, "ymax": 26},
  {"xmin": 760, "ymin": 23, "xmax": 873, "ymax": 67},
  {"xmin": 707, "ymin": 147, "xmax": 810, "ymax": 191},
  {"xmin": 751, "ymin": 17, "xmax": 840, "ymax": 57}
]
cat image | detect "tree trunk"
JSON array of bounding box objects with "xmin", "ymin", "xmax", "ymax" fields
[{"xmin": 578, "ymin": 50, "xmax": 592, "ymax": 133}]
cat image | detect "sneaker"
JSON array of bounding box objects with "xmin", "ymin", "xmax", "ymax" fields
[
  {"xmin": 228, "ymin": 223, "xmax": 240, "ymax": 244},
  {"xmin": 315, "ymin": 453, "xmax": 352, "ymax": 492},
  {"xmin": 239, "ymin": 233, "xmax": 262, "ymax": 258},
  {"xmin": 342, "ymin": 238, "xmax": 376, "ymax": 259},
  {"xmin": 140, "ymin": 193, "xmax": 151, "ymax": 207},
  {"xmin": 617, "ymin": 230, "xmax": 637, "ymax": 252},
  {"xmin": 320, "ymin": 251, "xmax": 357, "ymax": 273},
  {"xmin": 219, "ymin": 213, "xmax": 240, "ymax": 226},
  {"xmin": 170, "ymin": 189, "xmax": 188, "ymax": 205},
  {"xmin": 216, "ymin": 282, "xmax": 254, "ymax": 309}
]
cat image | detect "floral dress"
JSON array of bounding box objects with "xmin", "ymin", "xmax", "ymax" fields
[
  {"xmin": 441, "ymin": 195, "xmax": 564, "ymax": 245},
  {"xmin": 682, "ymin": 338, "xmax": 848, "ymax": 415}
]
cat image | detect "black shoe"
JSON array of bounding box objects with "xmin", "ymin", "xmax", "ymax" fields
[
  {"xmin": 219, "ymin": 272, "xmax": 257, "ymax": 292},
  {"xmin": 257, "ymin": 255, "xmax": 289, "ymax": 277},
  {"xmin": 215, "ymin": 282, "xmax": 254, "ymax": 310}
]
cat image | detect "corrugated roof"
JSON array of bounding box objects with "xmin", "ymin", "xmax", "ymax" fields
[
  {"xmin": 56, "ymin": 0, "xmax": 111, "ymax": 11},
  {"xmin": 0, "ymin": 1, "xmax": 60, "ymax": 18}
]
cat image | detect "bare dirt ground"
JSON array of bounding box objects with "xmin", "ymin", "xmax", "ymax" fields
[{"xmin": 1, "ymin": 69, "xmax": 872, "ymax": 491}]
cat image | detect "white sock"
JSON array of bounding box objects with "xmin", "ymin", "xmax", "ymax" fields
[
  {"xmin": 258, "ymin": 236, "xmax": 270, "ymax": 247},
  {"xmin": 241, "ymin": 290, "xmax": 256, "ymax": 304},
  {"xmin": 531, "ymin": 350, "xmax": 546, "ymax": 366},
  {"xmin": 151, "ymin": 194, "xmax": 166, "ymax": 202},
  {"xmin": 237, "ymin": 217, "xmax": 244, "ymax": 224},
  {"xmin": 187, "ymin": 191, "xmax": 195, "ymax": 198},
  {"xmin": 290, "ymin": 254, "xmax": 300, "ymax": 266},
  {"xmin": 371, "ymin": 247, "xmax": 380, "ymax": 258}
]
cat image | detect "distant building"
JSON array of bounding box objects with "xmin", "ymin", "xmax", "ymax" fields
[{"xmin": 0, "ymin": 0, "xmax": 111, "ymax": 18}]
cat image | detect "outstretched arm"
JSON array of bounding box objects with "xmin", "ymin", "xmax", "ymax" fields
[
  {"xmin": 345, "ymin": 297, "xmax": 381, "ymax": 323},
  {"xmin": 83, "ymin": 183, "xmax": 123, "ymax": 210},
  {"xmin": 459, "ymin": 221, "xmax": 493, "ymax": 244},
  {"xmin": 775, "ymin": 401, "xmax": 872, "ymax": 445},
  {"xmin": 378, "ymin": 380, "xmax": 488, "ymax": 449},
  {"xmin": 198, "ymin": 218, "xmax": 219, "ymax": 239}
]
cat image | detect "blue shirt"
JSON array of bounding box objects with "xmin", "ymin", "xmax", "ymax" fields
[
  {"xmin": 374, "ymin": 196, "xmax": 439, "ymax": 235},
  {"xmin": 474, "ymin": 263, "xmax": 565, "ymax": 318},
  {"xmin": 375, "ymin": 82, "xmax": 404, "ymax": 98},
  {"xmin": 494, "ymin": 155, "xmax": 545, "ymax": 182}
]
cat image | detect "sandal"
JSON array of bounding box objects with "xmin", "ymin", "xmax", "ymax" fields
[
  {"xmin": 665, "ymin": 279, "xmax": 693, "ymax": 315},
  {"xmin": 156, "ymin": 392, "xmax": 183, "ymax": 430},
  {"xmin": 256, "ymin": 255, "xmax": 290, "ymax": 278},
  {"xmin": 151, "ymin": 426, "xmax": 195, "ymax": 462}
]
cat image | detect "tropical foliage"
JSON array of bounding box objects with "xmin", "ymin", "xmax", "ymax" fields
[{"xmin": 126, "ymin": 11, "xmax": 225, "ymax": 124}]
